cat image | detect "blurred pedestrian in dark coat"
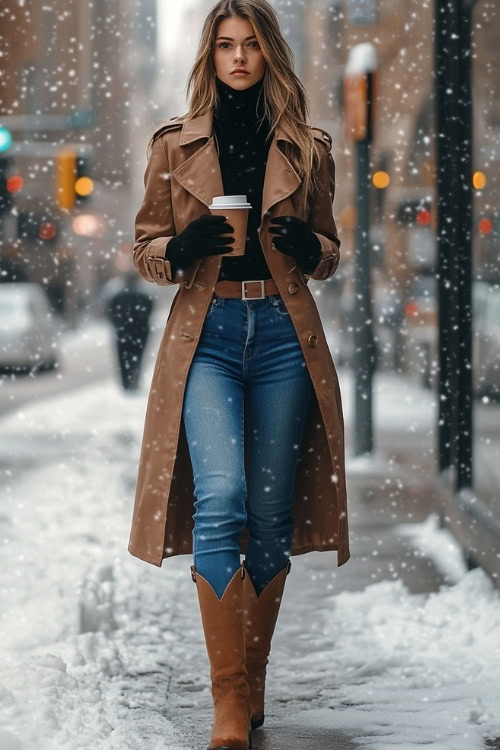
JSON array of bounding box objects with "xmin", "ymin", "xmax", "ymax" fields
[{"xmin": 101, "ymin": 251, "xmax": 155, "ymax": 391}]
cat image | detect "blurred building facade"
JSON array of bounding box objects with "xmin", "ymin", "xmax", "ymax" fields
[
  {"xmin": 303, "ymin": 0, "xmax": 498, "ymax": 291},
  {"xmin": 0, "ymin": 0, "xmax": 158, "ymax": 321},
  {"xmin": 2, "ymin": 0, "xmax": 495, "ymax": 319}
]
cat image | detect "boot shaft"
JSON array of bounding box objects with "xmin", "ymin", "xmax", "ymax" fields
[
  {"xmin": 243, "ymin": 560, "xmax": 291, "ymax": 663},
  {"xmin": 192, "ymin": 563, "xmax": 248, "ymax": 681},
  {"xmin": 192, "ymin": 562, "xmax": 252, "ymax": 749}
]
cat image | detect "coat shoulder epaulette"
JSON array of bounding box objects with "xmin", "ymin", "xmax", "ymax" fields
[
  {"xmin": 310, "ymin": 126, "xmax": 333, "ymax": 152},
  {"xmin": 151, "ymin": 116, "xmax": 184, "ymax": 142}
]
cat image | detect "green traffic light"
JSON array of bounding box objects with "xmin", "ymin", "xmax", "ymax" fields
[{"xmin": 0, "ymin": 126, "xmax": 12, "ymax": 153}]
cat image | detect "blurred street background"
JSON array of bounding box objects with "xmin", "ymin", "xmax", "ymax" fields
[{"xmin": 1, "ymin": 2, "xmax": 500, "ymax": 749}]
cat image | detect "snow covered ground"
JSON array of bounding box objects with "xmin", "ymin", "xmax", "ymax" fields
[{"xmin": 0, "ymin": 360, "xmax": 499, "ymax": 749}]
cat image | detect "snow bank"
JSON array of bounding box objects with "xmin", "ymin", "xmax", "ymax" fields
[
  {"xmin": 0, "ymin": 382, "xmax": 187, "ymax": 749},
  {"xmin": 295, "ymin": 568, "xmax": 500, "ymax": 750}
]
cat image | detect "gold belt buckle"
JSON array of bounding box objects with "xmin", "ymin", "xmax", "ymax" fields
[{"xmin": 242, "ymin": 280, "xmax": 265, "ymax": 300}]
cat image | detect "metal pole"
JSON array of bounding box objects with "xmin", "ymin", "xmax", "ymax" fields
[
  {"xmin": 434, "ymin": 0, "xmax": 474, "ymax": 489},
  {"xmin": 456, "ymin": 0, "xmax": 474, "ymax": 490},
  {"xmin": 435, "ymin": 0, "xmax": 459, "ymax": 475},
  {"xmin": 353, "ymin": 138, "xmax": 375, "ymax": 456},
  {"xmin": 345, "ymin": 52, "xmax": 377, "ymax": 457},
  {"xmin": 434, "ymin": 0, "xmax": 451, "ymax": 471}
]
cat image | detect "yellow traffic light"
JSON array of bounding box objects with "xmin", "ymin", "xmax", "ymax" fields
[
  {"xmin": 75, "ymin": 175, "xmax": 94, "ymax": 198},
  {"xmin": 372, "ymin": 170, "xmax": 390, "ymax": 189},
  {"xmin": 56, "ymin": 150, "xmax": 94, "ymax": 209},
  {"xmin": 56, "ymin": 149, "xmax": 76, "ymax": 211},
  {"xmin": 75, "ymin": 156, "xmax": 93, "ymax": 203},
  {"xmin": 473, "ymin": 171, "xmax": 487, "ymax": 190}
]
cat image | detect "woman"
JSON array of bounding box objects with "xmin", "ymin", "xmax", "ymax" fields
[{"xmin": 129, "ymin": 2, "xmax": 350, "ymax": 748}]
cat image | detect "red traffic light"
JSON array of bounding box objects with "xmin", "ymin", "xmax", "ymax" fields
[
  {"xmin": 416, "ymin": 209, "xmax": 431, "ymax": 226},
  {"xmin": 17, "ymin": 210, "xmax": 60, "ymax": 243},
  {"xmin": 39, "ymin": 221, "xmax": 58, "ymax": 241},
  {"xmin": 7, "ymin": 174, "xmax": 23, "ymax": 194}
]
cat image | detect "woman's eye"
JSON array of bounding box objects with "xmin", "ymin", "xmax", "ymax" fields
[{"xmin": 217, "ymin": 41, "xmax": 259, "ymax": 49}]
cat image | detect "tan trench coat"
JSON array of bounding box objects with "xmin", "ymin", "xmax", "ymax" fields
[{"xmin": 128, "ymin": 108, "xmax": 350, "ymax": 568}]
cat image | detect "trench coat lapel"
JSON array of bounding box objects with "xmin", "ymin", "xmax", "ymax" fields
[{"xmin": 171, "ymin": 110, "xmax": 301, "ymax": 221}]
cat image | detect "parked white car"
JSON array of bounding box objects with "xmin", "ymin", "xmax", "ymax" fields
[
  {"xmin": 473, "ymin": 280, "xmax": 500, "ymax": 399},
  {"xmin": 0, "ymin": 283, "xmax": 61, "ymax": 372}
]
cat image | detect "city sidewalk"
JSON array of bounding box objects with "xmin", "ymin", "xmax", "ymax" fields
[{"xmin": 0, "ymin": 363, "xmax": 499, "ymax": 750}]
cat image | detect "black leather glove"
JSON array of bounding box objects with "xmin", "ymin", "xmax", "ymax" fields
[
  {"xmin": 268, "ymin": 216, "xmax": 322, "ymax": 275},
  {"xmin": 167, "ymin": 214, "xmax": 234, "ymax": 275}
]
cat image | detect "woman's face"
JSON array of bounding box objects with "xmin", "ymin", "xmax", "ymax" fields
[{"xmin": 213, "ymin": 15, "xmax": 266, "ymax": 90}]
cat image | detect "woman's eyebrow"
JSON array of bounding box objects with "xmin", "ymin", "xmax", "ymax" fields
[{"xmin": 216, "ymin": 35, "xmax": 257, "ymax": 41}]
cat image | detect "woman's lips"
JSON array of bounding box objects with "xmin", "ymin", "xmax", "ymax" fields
[{"xmin": 231, "ymin": 71, "xmax": 249, "ymax": 76}]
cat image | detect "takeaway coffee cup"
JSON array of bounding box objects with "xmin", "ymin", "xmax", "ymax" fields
[{"xmin": 208, "ymin": 195, "xmax": 252, "ymax": 257}]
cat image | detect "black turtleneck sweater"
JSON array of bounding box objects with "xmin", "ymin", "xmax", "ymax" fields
[{"xmin": 213, "ymin": 75, "xmax": 273, "ymax": 281}]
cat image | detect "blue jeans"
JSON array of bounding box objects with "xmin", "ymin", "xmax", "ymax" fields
[{"xmin": 182, "ymin": 292, "xmax": 313, "ymax": 599}]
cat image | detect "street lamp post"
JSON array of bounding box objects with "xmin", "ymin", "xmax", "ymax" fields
[
  {"xmin": 344, "ymin": 43, "xmax": 378, "ymax": 456},
  {"xmin": 434, "ymin": 0, "xmax": 475, "ymax": 491}
]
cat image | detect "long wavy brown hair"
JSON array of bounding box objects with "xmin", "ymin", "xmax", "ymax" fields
[{"xmin": 150, "ymin": 0, "xmax": 325, "ymax": 217}]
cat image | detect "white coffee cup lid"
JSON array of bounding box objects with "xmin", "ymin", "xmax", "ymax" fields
[{"xmin": 209, "ymin": 195, "xmax": 252, "ymax": 210}]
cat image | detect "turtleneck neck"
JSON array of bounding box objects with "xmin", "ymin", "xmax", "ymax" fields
[
  {"xmin": 215, "ymin": 74, "xmax": 266, "ymax": 124},
  {"xmin": 211, "ymin": 76, "xmax": 273, "ymax": 281}
]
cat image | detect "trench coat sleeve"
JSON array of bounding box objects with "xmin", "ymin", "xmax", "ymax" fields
[
  {"xmin": 304, "ymin": 142, "xmax": 341, "ymax": 283},
  {"xmin": 132, "ymin": 136, "xmax": 181, "ymax": 286}
]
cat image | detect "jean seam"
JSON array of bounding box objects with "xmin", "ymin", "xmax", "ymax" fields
[
  {"xmin": 241, "ymin": 385, "xmax": 247, "ymax": 529},
  {"xmin": 276, "ymin": 298, "xmax": 289, "ymax": 316},
  {"xmin": 207, "ymin": 295, "xmax": 223, "ymax": 319},
  {"xmin": 205, "ymin": 298, "xmax": 215, "ymax": 319},
  {"xmin": 242, "ymin": 302, "xmax": 251, "ymax": 372}
]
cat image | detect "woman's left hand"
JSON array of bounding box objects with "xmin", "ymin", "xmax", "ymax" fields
[{"xmin": 268, "ymin": 215, "xmax": 322, "ymax": 275}]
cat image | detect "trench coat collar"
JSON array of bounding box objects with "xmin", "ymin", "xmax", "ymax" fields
[
  {"xmin": 178, "ymin": 108, "xmax": 293, "ymax": 146},
  {"xmin": 172, "ymin": 109, "xmax": 301, "ymax": 220}
]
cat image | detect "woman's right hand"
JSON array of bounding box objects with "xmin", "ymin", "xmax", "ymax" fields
[{"xmin": 167, "ymin": 214, "xmax": 235, "ymax": 273}]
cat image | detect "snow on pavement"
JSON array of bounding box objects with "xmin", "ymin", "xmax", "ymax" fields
[
  {"xmin": 0, "ymin": 373, "xmax": 499, "ymax": 749},
  {"xmin": 0, "ymin": 381, "xmax": 188, "ymax": 750},
  {"xmin": 278, "ymin": 568, "xmax": 500, "ymax": 750}
]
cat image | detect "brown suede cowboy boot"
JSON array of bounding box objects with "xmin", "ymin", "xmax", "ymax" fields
[
  {"xmin": 191, "ymin": 562, "xmax": 253, "ymax": 750},
  {"xmin": 242, "ymin": 559, "xmax": 292, "ymax": 730}
]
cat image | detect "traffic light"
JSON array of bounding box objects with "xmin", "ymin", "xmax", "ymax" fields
[
  {"xmin": 0, "ymin": 126, "xmax": 12, "ymax": 153},
  {"xmin": 56, "ymin": 149, "xmax": 94, "ymax": 210},
  {"xmin": 56, "ymin": 148, "xmax": 76, "ymax": 210},
  {"xmin": 0, "ymin": 156, "xmax": 14, "ymax": 216},
  {"xmin": 396, "ymin": 198, "xmax": 432, "ymax": 225},
  {"xmin": 75, "ymin": 155, "xmax": 93, "ymax": 204},
  {"xmin": 17, "ymin": 209, "xmax": 60, "ymax": 244}
]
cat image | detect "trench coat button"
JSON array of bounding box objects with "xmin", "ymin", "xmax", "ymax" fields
[
  {"xmin": 288, "ymin": 282, "xmax": 299, "ymax": 294},
  {"xmin": 308, "ymin": 334, "xmax": 318, "ymax": 347}
]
